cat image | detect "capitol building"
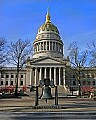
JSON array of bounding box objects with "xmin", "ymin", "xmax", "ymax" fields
[{"xmin": 0, "ymin": 11, "xmax": 96, "ymax": 95}]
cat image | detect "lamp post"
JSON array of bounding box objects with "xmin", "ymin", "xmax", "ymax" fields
[
  {"xmin": 35, "ymin": 86, "xmax": 38, "ymax": 106},
  {"xmin": 55, "ymin": 85, "xmax": 58, "ymax": 105},
  {"xmin": 77, "ymin": 64, "xmax": 81, "ymax": 98}
]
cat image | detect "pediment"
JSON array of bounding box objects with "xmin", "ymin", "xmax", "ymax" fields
[{"xmin": 31, "ymin": 57, "xmax": 64, "ymax": 65}]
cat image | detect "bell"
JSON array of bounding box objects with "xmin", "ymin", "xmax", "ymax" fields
[{"xmin": 41, "ymin": 86, "xmax": 53, "ymax": 99}]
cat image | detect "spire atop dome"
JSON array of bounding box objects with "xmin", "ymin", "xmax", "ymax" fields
[
  {"xmin": 46, "ymin": 8, "xmax": 51, "ymax": 23},
  {"xmin": 47, "ymin": 7, "xmax": 50, "ymax": 14}
]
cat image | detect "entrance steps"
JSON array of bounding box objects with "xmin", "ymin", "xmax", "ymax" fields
[
  {"xmin": 51, "ymin": 85, "xmax": 71, "ymax": 97},
  {"xmin": 28, "ymin": 85, "xmax": 72, "ymax": 97}
]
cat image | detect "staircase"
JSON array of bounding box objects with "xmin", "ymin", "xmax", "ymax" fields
[
  {"xmin": 28, "ymin": 85, "xmax": 72, "ymax": 97},
  {"xmin": 51, "ymin": 85, "xmax": 71, "ymax": 97}
]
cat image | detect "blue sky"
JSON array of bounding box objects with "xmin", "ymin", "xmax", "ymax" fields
[{"xmin": 0, "ymin": 0, "xmax": 96, "ymax": 56}]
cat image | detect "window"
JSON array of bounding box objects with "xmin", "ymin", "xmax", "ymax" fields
[
  {"xmin": 1, "ymin": 74, "xmax": 4, "ymax": 78},
  {"xmin": 11, "ymin": 81, "xmax": 13, "ymax": 85},
  {"xmin": 42, "ymin": 34, "xmax": 44, "ymax": 38},
  {"xmin": 83, "ymin": 81, "xmax": 86, "ymax": 85},
  {"xmin": 6, "ymin": 81, "xmax": 8, "ymax": 85},
  {"xmin": 88, "ymin": 81, "xmax": 91, "ymax": 85},
  {"xmin": 73, "ymin": 81, "xmax": 76, "ymax": 85},
  {"xmin": 92, "ymin": 74, "xmax": 94, "ymax": 78},
  {"xmin": 50, "ymin": 42, "xmax": 52, "ymax": 50},
  {"xmin": 20, "ymin": 81, "xmax": 23, "ymax": 85},
  {"xmin": 52, "ymin": 34, "xmax": 54, "ymax": 38},
  {"xmin": 82, "ymin": 74, "xmax": 85, "ymax": 78},
  {"xmin": 21, "ymin": 75, "xmax": 23, "ymax": 78},
  {"xmin": 6, "ymin": 74, "xmax": 9, "ymax": 78},
  {"xmin": 73, "ymin": 75, "xmax": 75, "ymax": 78},
  {"xmin": 93, "ymin": 81, "xmax": 95, "ymax": 85},
  {"xmin": 1, "ymin": 81, "xmax": 3, "ymax": 85},
  {"xmin": 47, "ymin": 34, "xmax": 49, "ymax": 38},
  {"xmin": 11, "ymin": 74, "xmax": 14, "ymax": 78},
  {"xmin": 38, "ymin": 36, "xmax": 40, "ymax": 39},
  {"xmin": 87, "ymin": 74, "xmax": 90, "ymax": 78}
]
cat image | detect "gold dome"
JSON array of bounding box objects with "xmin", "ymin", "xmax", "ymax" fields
[{"xmin": 38, "ymin": 10, "xmax": 59, "ymax": 34}]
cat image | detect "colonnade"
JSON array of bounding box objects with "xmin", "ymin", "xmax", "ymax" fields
[
  {"xmin": 33, "ymin": 67, "xmax": 65, "ymax": 86},
  {"xmin": 34, "ymin": 41, "xmax": 63, "ymax": 53}
]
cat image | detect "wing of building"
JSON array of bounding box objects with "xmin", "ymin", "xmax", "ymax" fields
[{"xmin": 0, "ymin": 10, "xmax": 96, "ymax": 96}]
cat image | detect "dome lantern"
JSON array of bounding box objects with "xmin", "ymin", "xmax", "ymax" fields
[{"xmin": 37, "ymin": 9, "xmax": 59, "ymax": 35}]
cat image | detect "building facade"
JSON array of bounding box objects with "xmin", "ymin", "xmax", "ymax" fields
[
  {"xmin": 26, "ymin": 11, "xmax": 70, "ymax": 88},
  {"xmin": 0, "ymin": 11, "xmax": 96, "ymax": 94}
]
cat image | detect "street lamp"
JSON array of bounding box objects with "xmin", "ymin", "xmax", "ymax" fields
[{"xmin": 77, "ymin": 63, "xmax": 81, "ymax": 98}]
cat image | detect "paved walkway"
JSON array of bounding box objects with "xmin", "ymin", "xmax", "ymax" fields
[
  {"xmin": 0, "ymin": 111, "xmax": 96, "ymax": 120},
  {"xmin": 0, "ymin": 96, "xmax": 96, "ymax": 112}
]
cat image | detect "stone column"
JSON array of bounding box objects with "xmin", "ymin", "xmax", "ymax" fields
[
  {"xmin": 37, "ymin": 43, "xmax": 38, "ymax": 51},
  {"xmin": 50, "ymin": 67, "xmax": 52, "ymax": 80},
  {"xmin": 31, "ymin": 68, "xmax": 34, "ymax": 85},
  {"xmin": 59, "ymin": 67, "xmax": 61, "ymax": 85},
  {"xmin": 55, "ymin": 42, "xmax": 56, "ymax": 51},
  {"xmin": 18, "ymin": 74, "xmax": 20, "ymax": 88},
  {"xmin": 63, "ymin": 67, "xmax": 65, "ymax": 87},
  {"xmin": 49, "ymin": 41, "xmax": 50, "ymax": 51},
  {"xmin": 52, "ymin": 42, "xmax": 53, "ymax": 51},
  {"xmin": 9, "ymin": 74, "xmax": 11, "ymax": 86},
  {"xmin": 43, "ymin": 42, "xmax": 44, "ymax": 50},
  {"xmin": 58, "ymin": 44, "xmax": 60, "ymax": 52},
  {"xmin": 0, "ymin": 72, "xmax": 1, "ymax": 85},
  {"xmin": 40, "ymin": 42, "xmax": 41, "ymax": 51},
  {"xmin": 46, "ymin": 41, "xmax": 47, "ymax": 50},
  {"xmin": 44, "ymin": 67, "xmax": 47, "ymax": 79},
  {"xmin": 30, "ymin": 68, "xmax": 32, "ymax": 85},
  {"xmin": 54, "ymin": 67, "xmax": 56, "ymax": 85},
  {"xmin": 35, "ymin": 68, "xmax": 37, "ymax": 85},
  {"xmin": 23, "ymin": 73, "xmax": 26, "ymax": 86},
  {"xmin": 39, "ymin": 67, "xmax": 42, "ymax": 80},
  {"xmin": 3, "ymin": 74, "xmax": 6, "ymax": 87}
]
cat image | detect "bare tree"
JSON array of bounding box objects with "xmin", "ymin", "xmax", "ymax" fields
[
  {"xmin": 0, "ymin": 37, "xmax": 6, "ymax": 66},
  {"xmin": 7, "ymin": 39, "xmax": 31, "ymax": 96},
  {"xmin": 88, "ymin": 41, "xmax": 96, "ymax": 67},
  {"xmin": 67, "ymin": 41, "xmax": 88, "ymax": 97}
]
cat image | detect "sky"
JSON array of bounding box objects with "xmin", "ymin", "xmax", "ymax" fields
[{"xmin": 0, "ymin": 0, "xmax": 96, "ymax": 56}]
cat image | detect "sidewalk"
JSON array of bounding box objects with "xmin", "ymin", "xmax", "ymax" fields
[{"xmin": 0, "ymin": 96, "xmax": 96, "ymax": 112}]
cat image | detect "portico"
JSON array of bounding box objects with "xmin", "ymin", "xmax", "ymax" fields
[{"xmin": 32, "ymin": 67, "xmax": 65, "ymax": 86}]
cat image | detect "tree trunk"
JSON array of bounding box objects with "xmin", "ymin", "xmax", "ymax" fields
[{"xmin": 15, "ymin": 60, "xmax": 19, "ymax": 97}]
